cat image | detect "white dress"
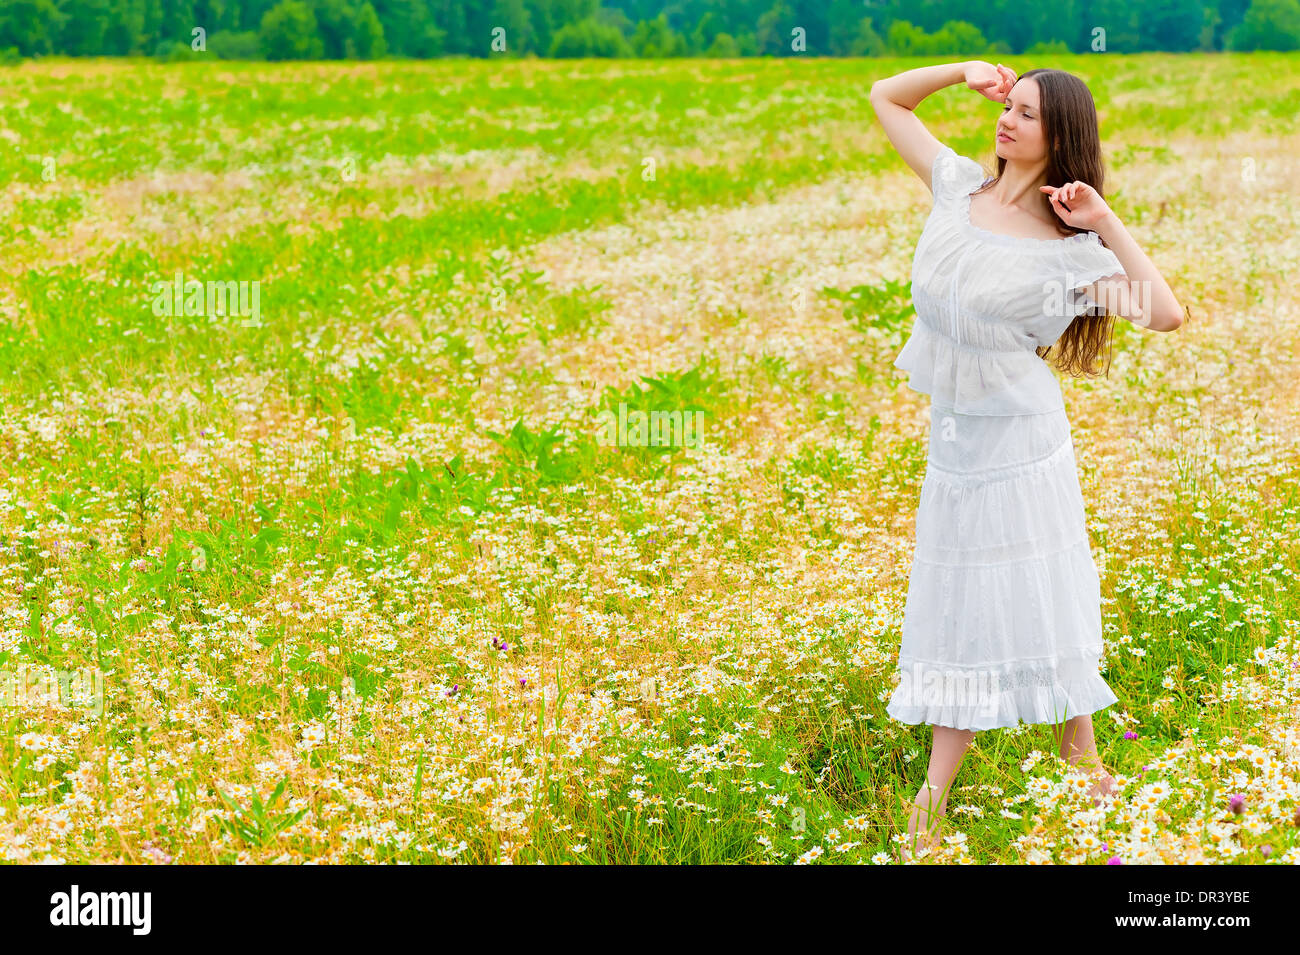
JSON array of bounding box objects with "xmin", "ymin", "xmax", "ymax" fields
[{"xmin": 884, "ymin": 145, "xmax": 1125, "ymax": 731}]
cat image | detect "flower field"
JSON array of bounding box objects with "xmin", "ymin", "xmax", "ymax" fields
[{"xmin": 1, "ymin": 53, "xmax": 1299, "ymax": 864}]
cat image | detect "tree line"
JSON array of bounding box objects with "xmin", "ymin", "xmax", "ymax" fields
[{"xmin": 0, "ymin": 0, "xmax": 1296, "ymax": 61}]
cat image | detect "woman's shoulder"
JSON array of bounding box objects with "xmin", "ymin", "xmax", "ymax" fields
[{"xmin": 930, "ymin": 145, "xmax": 989, "ymax": 200}]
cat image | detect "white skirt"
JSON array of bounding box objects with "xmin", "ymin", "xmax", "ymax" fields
[{"xmin": 885, "ymin": 402, "xmax": 1119, "ymax": 731}]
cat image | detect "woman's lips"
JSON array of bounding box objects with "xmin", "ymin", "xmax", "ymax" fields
[{"xmin": 997, "ymin": 132, "xmax": 1014, "ymax": 141}]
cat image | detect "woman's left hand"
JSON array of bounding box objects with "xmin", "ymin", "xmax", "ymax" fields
[{"xmin": 1040, "ymin": 181, "xmax": 1112, "ymax": 231}]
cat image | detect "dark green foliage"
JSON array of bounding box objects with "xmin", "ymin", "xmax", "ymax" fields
[
  {"xmin": 0, "ymin": 0, "xmax": 65, "ymax": 54},
  {"xmin": 1228, "ymin": 0, "xmax": 1300, "ymax": 50},
  {"xmin": 2, "ymin": 0, "xmax": 1284, "ymax": 60},
  {"xmin": 261, "ymin": 0, "xmax": 325, "ymax": 59},
  {"xmin": 549, "ymin": 16, "xmax": 630, "ymax": 56}
]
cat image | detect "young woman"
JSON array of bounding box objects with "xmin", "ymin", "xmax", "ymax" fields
[{"xmin": 869, "ymin": 61, "xmax": 1183, "ymax": 861}]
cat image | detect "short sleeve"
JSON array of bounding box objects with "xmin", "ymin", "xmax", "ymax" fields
[
  {"xmin": 1064, "ymin": 240, "xmax": 1128, "ymax": 318},
  {"xmin": 930, "ymin": 145, "xmax": 987, "ymax": 203}
]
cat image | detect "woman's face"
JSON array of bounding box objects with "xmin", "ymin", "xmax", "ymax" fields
[{"xmin": 995, "ymin": 77, "xmax": 1046, "ymax": 162}]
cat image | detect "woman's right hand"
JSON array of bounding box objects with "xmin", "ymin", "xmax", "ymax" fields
[{"xmin": 964, "ymin": 61, "xmax": 1017, "ymax": 102}]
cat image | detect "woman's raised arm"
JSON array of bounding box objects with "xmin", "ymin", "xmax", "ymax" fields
[
  {"xmin": 869, "ymin": 61, "xmax": 1015, "ymax": 191},
  {"xmin": 1040, "ymin": 182, "xmax": 1185, "ymax": 332}
]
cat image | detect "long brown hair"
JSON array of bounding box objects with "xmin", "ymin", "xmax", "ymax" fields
[{"xmin": 971, "ymin": 68, "xmax": 1115, "ymax": 379}]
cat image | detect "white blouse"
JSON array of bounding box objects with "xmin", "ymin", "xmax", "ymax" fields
[{"xmin": 897, "ymin": 145, "xmax": 1128, "ymax": 416}]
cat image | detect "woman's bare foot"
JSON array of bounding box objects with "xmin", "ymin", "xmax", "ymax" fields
[
  {"xmin": 1085, "ymin": 768, "xmax": 1120, "ymax": 806},
  {"xmin": 896, "ymin": 784, "xmax": 945, "ymax": 862},
  {"xmin": 896, "ymin": 820, "xmax": 942, "ymax": 863}
]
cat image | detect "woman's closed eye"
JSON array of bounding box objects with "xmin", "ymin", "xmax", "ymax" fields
[{"xmin": 1002, "ymin": 105, "xmax": 1034, "ymax": 119}]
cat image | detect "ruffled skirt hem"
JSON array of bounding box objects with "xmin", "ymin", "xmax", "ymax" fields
[{"xmin": 885, "ymin": 651, "xmax": 1119, "ymax": 731}]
